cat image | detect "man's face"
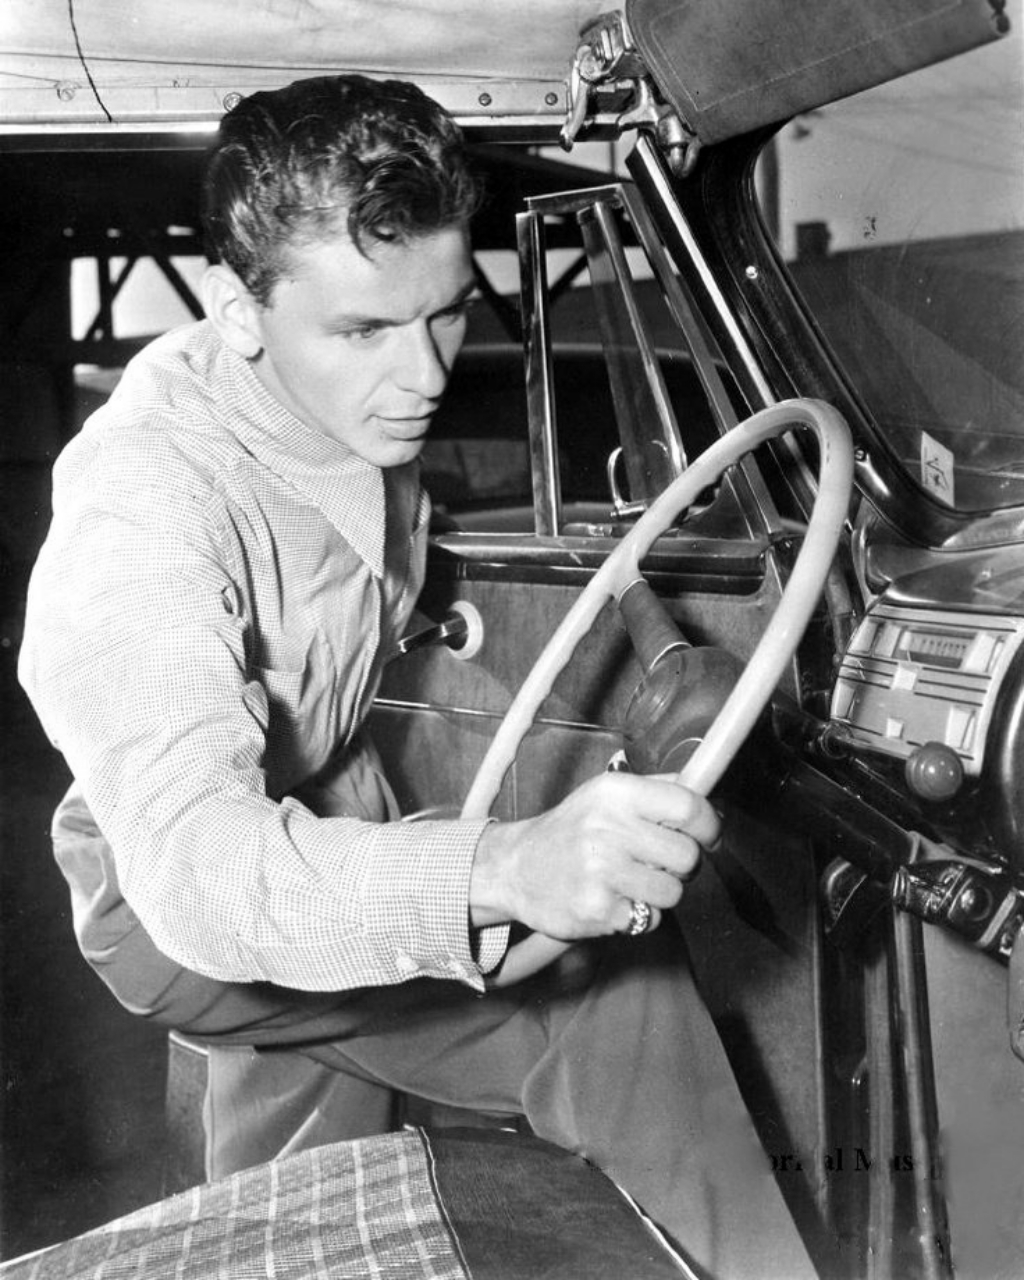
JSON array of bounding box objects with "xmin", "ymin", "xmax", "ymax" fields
[{"xmin": 248, "ymin": 224, "xmax": 475, "ymax": 467}]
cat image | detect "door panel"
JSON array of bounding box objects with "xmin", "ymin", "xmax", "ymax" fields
[{"xmin": 377, "ymin": 534, "xmax": 789, "ymax": 807}]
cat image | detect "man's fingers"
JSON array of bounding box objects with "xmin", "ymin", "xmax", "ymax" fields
[
  {"xmin": 614, "ymin": 824, "xmax": 703, "ymax": 882},
  {"xmin": 626, "ymin": 772, "xmax": 722, "ymax": 851},
  {"xmin": 615, "ymin": 863, "xmax": 686, "ymax": 911}
]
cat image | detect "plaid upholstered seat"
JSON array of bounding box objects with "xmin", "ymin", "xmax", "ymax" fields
[{"xmin": 0, "ymin": 1128, "xmax": 696, "ymax": 1279}]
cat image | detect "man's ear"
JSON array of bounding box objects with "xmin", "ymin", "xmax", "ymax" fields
[{"xmin": 201, "ymin": 264, "xmax": 264, "ymax": 359}]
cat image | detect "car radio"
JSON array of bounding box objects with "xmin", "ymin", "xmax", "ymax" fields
[{"xmin": 830, "ymin": 604, "xmax": 1024, "ymax": 775}]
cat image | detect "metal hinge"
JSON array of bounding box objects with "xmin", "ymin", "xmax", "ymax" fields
[{"xmin": 560, "ymin": 10, "xmax": 699, "ymax": 176}]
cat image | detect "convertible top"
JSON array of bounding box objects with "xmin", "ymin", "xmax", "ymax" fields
[
  {"xmin": 0, "ymin": 0, "xmax": 1008, "ymax": 140},
  {"xmin": 629, "ymin": 0, "xmax": 1007, "ymax": 145},
  {"xmin": 0, "ymin": 0, "xmax": 605, "ymax": 132}
]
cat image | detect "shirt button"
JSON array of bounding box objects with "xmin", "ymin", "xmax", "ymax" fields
[{"xmin": 395, "ymin": 952, "xmax": 418, "ymax": 975}]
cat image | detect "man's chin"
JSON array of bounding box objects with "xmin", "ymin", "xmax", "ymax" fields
[{"xmin": 377, "ymin": 434, "xmax": 428, "ymax": 468}]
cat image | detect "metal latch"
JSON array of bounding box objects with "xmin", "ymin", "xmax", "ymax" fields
[{"xmin": 560, "ymin": 10, "xmax": 698, "ymax": 175}]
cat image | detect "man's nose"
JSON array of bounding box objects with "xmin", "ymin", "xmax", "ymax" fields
[{"xmin": 398, "ymin": 321, "xmax": 450, "ymax": 402}]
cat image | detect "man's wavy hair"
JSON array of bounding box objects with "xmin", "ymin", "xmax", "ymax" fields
[{"xmin": 202, "ymin": 75, "xmax": 480, "ymax": 305}]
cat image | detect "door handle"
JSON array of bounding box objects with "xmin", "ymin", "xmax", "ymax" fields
[{"xmin": 395, "ymin": 601, "xmax": 483, "ymax": 660}]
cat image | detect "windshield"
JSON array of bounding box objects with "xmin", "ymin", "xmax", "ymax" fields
[{"xmin": 765, "ymin": 35, "xmax": 1024, "ymax": 514}]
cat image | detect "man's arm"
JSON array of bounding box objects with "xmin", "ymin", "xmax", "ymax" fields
[
  {"xmin": 18, "ymin": 429, "xmax": 496, "ymax": 993},
  {"xmin": 21, "ymin": 426, "xmax": 718, "ymax": 995}
]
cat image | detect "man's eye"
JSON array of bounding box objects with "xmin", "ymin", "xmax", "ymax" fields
[
  {"xmin": 341, "ymin": 325, "xmax": 384, "ymax": 343},
  {"xmin": 436, "ymin": 298, "xmax": 477, "ymax": 326}
]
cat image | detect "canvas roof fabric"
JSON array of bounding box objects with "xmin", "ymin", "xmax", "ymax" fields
[{"xmin": 0, "ymin": 0, "xmax": 1010, "ymax": 137}]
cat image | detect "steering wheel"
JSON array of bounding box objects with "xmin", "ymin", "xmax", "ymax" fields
[{"xmin": 461, "ymin": 399, "xmax": 855, "ymax": 986}]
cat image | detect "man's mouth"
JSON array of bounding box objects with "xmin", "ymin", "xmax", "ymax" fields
[{"xmin": 377, "ymin": 414, "xmax": 434, "ymax": 440}]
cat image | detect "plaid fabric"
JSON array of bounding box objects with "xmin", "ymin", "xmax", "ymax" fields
[
  {"xmin": 19, "ymin": 322, "xmax": 507, "ymax": 992},
  {"xmin": 1, "ymin": 1131, "xmax": 469, "ymax": 1280}
]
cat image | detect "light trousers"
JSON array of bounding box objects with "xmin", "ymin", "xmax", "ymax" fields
[{"xmin": 171, "ymin": 926, "xmax": 815, "ymax": 1279}]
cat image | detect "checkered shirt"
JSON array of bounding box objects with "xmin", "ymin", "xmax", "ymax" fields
[{"xmin": 19, "ymin": 322, "xmax": 506, "ymax": 992}]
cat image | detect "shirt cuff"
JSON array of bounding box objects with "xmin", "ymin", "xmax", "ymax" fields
[{"xmin": 350, "ymin": 815, "xmax": 506, "ymax": 991}]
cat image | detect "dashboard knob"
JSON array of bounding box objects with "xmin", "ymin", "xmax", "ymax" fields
[{"xmin": 904, "ymin": 741, "xmax": 964, "ymax": 802}]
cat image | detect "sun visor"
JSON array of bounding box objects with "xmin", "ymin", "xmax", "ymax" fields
[{"xmin": 627, "ymin": 0, "xmax": 1010, "ymax": 145}]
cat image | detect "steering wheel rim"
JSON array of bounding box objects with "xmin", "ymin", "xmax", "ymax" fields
[{"xmin": 461, "ymin": 399, "xmax": 854, "ymax": 986}]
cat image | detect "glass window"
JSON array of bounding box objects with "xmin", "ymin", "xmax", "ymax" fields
[
  {"xmin": 428, "ymin": 180, "xmax": 726, "ymax": 533},
  {"xmin": 764, "ymin": 36, "xmax": 1024, "ymax": 513}
]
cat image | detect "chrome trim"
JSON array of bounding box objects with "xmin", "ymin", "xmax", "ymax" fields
[
  {"xmin": 606, "ymin": 447, "xmax": 646, "ymax": 518},
  {"xmin": 526, "ymin": 174, "xmax": 783, "ymax": 539},
  {"xmin": 0, "ymin": 79, "xmax": 571, "ymax": 131},
  {"xmin": 891, "ymin": 911, "xmax": 954, "ymax": 1280},
  {"xmin": 628, "ymin": 134, "xmax": 822, "ymax": 524},
  {"xmin": 373, "ymin": 697, "xmax": 620, "ymax": 737},
  {"xmin": 618, "ymin": 183, "xmax": 738, "ymax": 435},
  {"xmin": 588, "ymin": 196, "xmax": 686, "ymax": 478},
  {"xmin": 629, "ymin": 133, "xmax": 775, "ymax": 406},
  {"xmin": 519, "ymin": 174, "xmax": 795, "ymax": 543},
  {"xmin": 524, "ymin": 182, "xmax": 624, "ymax": 218},
  {"xmin": 865, "ymin": 943, "xmax": 896, "ymax": 1279},
  {"xmin": 616, "ymin": 177, "xmax": 783, "ymax": 536},
  {"xmin": 516, "ymin": 209, "xmax": 562, "ymax": 536}
]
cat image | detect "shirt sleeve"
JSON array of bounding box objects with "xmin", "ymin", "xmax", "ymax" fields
[{"xmin": 19, "ymin": 434, "xmax": 509, "ymax": 993}]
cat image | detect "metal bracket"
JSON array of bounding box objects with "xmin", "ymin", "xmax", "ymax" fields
[
  {"xmin": 893, "ymin": 857, "xmax": 1024, "ymax": 962},
  {"xmin": 560, "ymin": 10, "xmax": 698, "ymax": 176},
  {"xmin": 821, "ymin": 829, "xmax": 1024, "ymax": 963},
  {"xmin": 820, "ymin": 856, "xmax": 889, "ymax": 950}
]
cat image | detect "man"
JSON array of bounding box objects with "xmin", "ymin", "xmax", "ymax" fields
[{"xmin": 19, "ymin": 75, "xmax": 814, "ymax": 1277}]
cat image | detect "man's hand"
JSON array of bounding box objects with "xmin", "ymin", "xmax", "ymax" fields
[{"xmin": 469, "ymin": 772, "xmax": 720, "ymax": 939}]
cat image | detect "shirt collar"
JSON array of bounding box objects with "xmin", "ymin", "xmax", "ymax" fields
[{"xmin": 218, "ymin": 331, "xmax": 389, "ymax": 577}]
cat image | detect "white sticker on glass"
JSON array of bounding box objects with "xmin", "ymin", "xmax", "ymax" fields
[{"xmin": 920, "ymin": 432, "xmax": 955, "ymax": 507}]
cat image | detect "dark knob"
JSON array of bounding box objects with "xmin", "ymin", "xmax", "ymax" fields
[{"xmin": 905, "ymin": 741, "xmax": 964, "ymax": 802}]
